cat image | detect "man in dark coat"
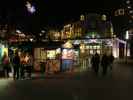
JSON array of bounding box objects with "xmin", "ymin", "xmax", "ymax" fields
[
  {"xmin": 13, "ymin": 52, "xmax": 20, "ymax": 80},
  {"xmin": 91, "ymin": 52, "xmax": 100, "ymax": 75},
  {"xmin": 101, "ymin": 53, "xmax": 109, "ymax": 76},
  {"xmin": 108, "ymin": 53, "xmax": 114, "ymax": 70}
]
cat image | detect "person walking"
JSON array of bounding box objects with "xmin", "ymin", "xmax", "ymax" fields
[
  {"xmin": 2, "ymin": 52, "xmax": 10, "ymax": 78},
  {"xmin": 108, "ymin": 53, "xmax": 114, "ymax": 70},
  {"xmin": 101, "ymin": 53, "xmax": 109, "ymax": 76},
  {"xmin": 91, "ymin": 52, "xmax": 100, "ymax": 75},
  {"xmin": 13, "ymin": 51, "xmax": 20, "ymax": 80}
]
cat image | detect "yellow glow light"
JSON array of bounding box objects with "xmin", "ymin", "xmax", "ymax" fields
[{"xmin": 2, "ymin": 48, "xmax": 8, "ymax": 57}]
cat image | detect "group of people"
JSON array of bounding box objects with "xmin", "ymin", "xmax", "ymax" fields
[
  {"xmin": 1, "ymin": 50, "xmax": 114, "ymax": 79},
  {"xmin": 91, "ymin": 52, "xmax": 114, "ymax": 76},
  {"xmin": 1, "ymin": 51, "xmax": 33, "ymax": 80}
]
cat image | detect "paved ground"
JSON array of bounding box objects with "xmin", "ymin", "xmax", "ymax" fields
[{"xmin": 0, "ymin": 61, "xmax": 133, "ymax": 100}]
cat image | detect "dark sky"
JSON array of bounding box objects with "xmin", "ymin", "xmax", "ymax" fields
[{"xmin": 0, "ymin": 0, "xmax": 123, "ymax": 32}]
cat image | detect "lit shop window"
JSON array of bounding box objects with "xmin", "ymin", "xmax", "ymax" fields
[
  {"xmin": 56, "ymin": 48, "xmax": 61, "ymax": 54},
  {"xmin": 90, "ymin": 50, "xmax": 93, "ymax": 55},
  {"xmin": 114, "ymin": 9, "xmax": 125, "ymax": 16},
  {"xmin": 80, "ymin": 15, "xmax": 85, "ymax": 21},
  {"xmin": 47, "ymin": 50, "xmax": 56, "ymax": 59}
]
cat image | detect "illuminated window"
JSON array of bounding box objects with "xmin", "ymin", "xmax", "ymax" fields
[
  {"xmin": 96, "ymin": 45, "xmax": 100, "ymax": 49},
  {"xmin": 127, "ymin": 6, "xmax": 131, "ymax": 9},
  {"xmin": 114, "ymin": 9, "xmax": 125, "ymax": 16},
  {"xmin": 90, "ymin": 50, "xmax": 93, "ymax": 55},
  {"xmin": 102, "ymin": 15, "xmax": 107, "ymax": 21},
  {"xmin": 118, "ymin": 9, "xmax": 125, "ymax": 15},
  {"xmin": 47, "ymin": 50, "xmax": 56, "ymax": 59},
  {"xmin": 89, "ymin": 46, "xmax": 93, "ymax": 49},
  {"xmin": 114, "ymin": 10, "xmax": 119, "ymax": 16},
  {"xmin": 80, "ymin": 15, "xmax": 85, "ymax": 21},
  {"xmin": 93, "ymin": 46, "xmax": 97, "ymax": 49},
  {"xmin": 97, "ymin": 50, "xmax": 100, "ymax": 54},
  {"xmin": 56, "ymin": 48, "xmax": 61, "ymax": 54},
  {"xmin": 129, "ymin": 10, "xmax": 133, "ymax": 14}
]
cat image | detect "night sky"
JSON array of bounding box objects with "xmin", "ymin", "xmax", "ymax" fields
[{"xmin": 0, "ymin": 0, "xmax": 123, "ymax": 32}]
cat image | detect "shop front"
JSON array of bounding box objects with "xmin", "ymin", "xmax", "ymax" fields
[
  {"xmin": 33, "ymin": 42, "xmax": 62, "ymax": 73},
  {"xmin": 73, "ymin": 38, "xmax": 116, "ymax": 56},
  {"xmin": 34, "ymin": 48, "xmax": 61, "ymax": 73},
  {"xmin": 45, "ymin": 48, "xmax": 61, "ymax": 73},
  {"xmin": 33, "ymin": 37, "xmax": 126, "ymax": 74},
  {"xmin": 59, "ymin": 38, "xmax": 117, "ymax": 70},
  {"xmin": 71, "ymin": 38, "xmax": 126, "ymax": 68},
  {"xmin": 34, "ymin": 41, "xmax": 77, "ymax": 73}
]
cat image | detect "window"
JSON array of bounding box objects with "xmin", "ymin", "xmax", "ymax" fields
[{"xmin": 114, "ymin": 9, "xmax": 125, "ymax": 16}]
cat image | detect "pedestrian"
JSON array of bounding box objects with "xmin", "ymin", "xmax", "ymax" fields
[
  {"xmin": 13, "ymin": 51, "xmax": 20, "ymax": 80},
  {"xmin": 2, "ymin": 52, "xmax": 10, "ymax": 78},
  {"xmin": 108, "ymin": 53, "xmax": 114, "ymax": 70},
  {"xmin": 91, "ymin": 52, "xmax": 100, "ymax": 75},
  {"xmin": 101, "ymin": 53, "xmax": 109, "ymax": 76},
  {"xmin": 40, "ymin": 62, "xmax": 45, "ymax": 74},
  {"xmin": 46, "ymin": 59, "xmax": 50, "ymax": 74},
  {"xmin": 91, "ymin": 54, "xmax": 95, "ymax": 70}
]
